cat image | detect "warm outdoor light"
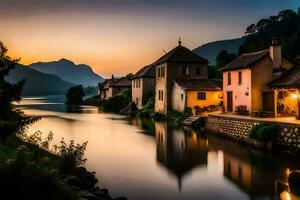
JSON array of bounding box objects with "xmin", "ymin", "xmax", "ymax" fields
[{"xmin": 292, "ymin": 93, "xmax": 298, "ymax": 99}]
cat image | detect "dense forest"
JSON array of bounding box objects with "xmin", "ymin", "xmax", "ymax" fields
[{"xmin": 240, "ymin": 8, "xmax": 300, "ymax": 60}]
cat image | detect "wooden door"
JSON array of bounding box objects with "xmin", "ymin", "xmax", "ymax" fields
[
  {"xmin": 262, "ymin": 91, "xmax": 274, "ymax": 112},
  {"xmin": 227, "ymin": 91, "xmax": 233, "ymax": 112}
]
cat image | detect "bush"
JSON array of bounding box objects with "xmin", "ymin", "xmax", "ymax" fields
[
  {"xmin": 137, "ymin": 97, "xmax": 154, "ymax": 117},
  {"xmin": 102, "ymin": 90, "xmax": 131, "ymax": 112},
  {"xmin": 66, "ymin": 85, "xmax": 85, "ymax": 105},
  {"xmin": 250, "ymin": 124, "xmax": 278, "ymax": 142}
]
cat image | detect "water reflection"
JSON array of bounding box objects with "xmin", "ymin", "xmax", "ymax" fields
[
  {"xmin": 131, "ymin": 117, "xmax": 300, "ymax": 199},
  {"xmin": 19, "ymin": 97, "xmax": 300, "ymax": 200},
  {"xmin": 155, "ymin": 122, "xmax": 208, "ymax": 190}
]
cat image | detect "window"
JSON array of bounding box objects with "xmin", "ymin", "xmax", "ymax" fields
[
  {"xmin": 196, "ymin": 67, "xmax": 200, "ymax": 75},
  {"xmin": 227, "ymin": 72, "xmax": 231, "ymax": 85},
  {"xmin": 158, "ymin": 90, "xmax": 164, "ymax": 101},
  {"xmin": 157, "ymin": 66, "xmax": 165, "ymax": 78},
  {"xmin": 181, "ymin": 94, "xmax": 184, "ymax": 100},
  {"xmin": 238, "ymin": 71, "xmax": 242, "ymax": 85},
  {"xmin": 182, "ymin": 66, "xmax": 189, "ymax": 75},
  {"xmin": 136, "ymin": 97, "xmax": 139, "ymax": 106},
  {"xmin": 197, "ymin": 92, "xmax": 206, "ymax": 100}
]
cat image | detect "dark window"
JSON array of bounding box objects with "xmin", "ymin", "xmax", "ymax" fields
[
  {"xmin": 182, "ymin": 66, "xmax": 188, "ymax": 75},
  {"xmin": 196, "ymin": 67, "xmax": 200, "ymax": 75},
  {"xmin": 197, "ymin": 92, "xmax": 206, "ymax": 100},
  {"xmin": 158, "ymin": 68, "xmax": 161, "ymax": 78},
  {"xmin": 181, "ymin": 94, "xmax": 184, "ymax": 100},
  {"xmin": 228, "ymin": 72, "xmax": 231, "ymax": 85},
  {"xmin": 158, "ymin": 90, "xmax": 164, "ymax": 101},
  {"xmin": 161, "ymin": 90, "xmax": 163, "ymax": 101},
  {"xmin": 238, "ymin": 71, "xmax": 242, "ymax": 85},
  {"xmin": 161, "ymin": 66, "xmax": 165, "ymax": 77}
]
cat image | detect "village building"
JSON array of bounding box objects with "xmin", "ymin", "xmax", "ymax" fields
[
  {"xmin": 220, "ymin": 39, "xmax": 299, "ymax": 118},
  {"xmin": 172, "ymin": 79, "xmax": 223, "ymax": 115},
  {"xmin": 99, "ymin": 75, "xmax": 131, "ymax": 100},
  {"xmin": 131, "ymin": 64, "xmax": 156, "ymax": 109},
  {"xmin": 153, "ymin": 39, "xmax": 222, "ymax": 114}
]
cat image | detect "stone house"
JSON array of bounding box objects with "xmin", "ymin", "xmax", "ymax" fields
[
  {"xmin": 131, "ymin": 64, "xmax": 156, "ymax": 109},
  {"xmin": 154, "ymin": 41, "xmax": 209, "ymax": 114},
  {"xmin": 220, "ymin": 39, "xmax": 298, "ymax": 117},
  {"xmin": 172, "ymin": 79, "xmax": 223, "ymax": 115},
  {"xmin": 99, "ymin": 75, "xmax": 131, "ymax": 100}
]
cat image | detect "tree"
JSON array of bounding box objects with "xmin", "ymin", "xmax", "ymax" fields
[
  {"xmin": 216, "ymin": 50, "xmax": 237, "ymax": 69},
  {"xmin": 0, "ymin": 41, "xmax": 24, "ymax": 120},
  {"xmin": 65, "ymin": 85, "xmax": 85, "ymax": 105},
  {"xmin": 245, "ymin": 24, "xmax": 256, "ymax": 35}
]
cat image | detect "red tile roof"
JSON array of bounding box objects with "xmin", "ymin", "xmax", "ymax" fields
[{"xmin": 175, "ymin": 79, "xmax": 222, "ymax": 91}]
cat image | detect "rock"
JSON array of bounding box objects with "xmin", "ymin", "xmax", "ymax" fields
[
  {"xmin": 94, "ymin": 190, "xmax": 109, "ymax": 198},
  {"xmin": 288, "ymin": 139, "xmax": 292, "ymax": 143},
  {"xmin": 100, "ymin": 188, "xmax": 109, "ymax": 195},
  {"xmin": 287, "ymin": 133, "xmax": 291, "ymax": 137},
  {"xmin": 297, "ymin": 144, "xmax": 300, "ymax": 148},
  {"xmin": 295, "ymin": 128, "xmax": 299, "ymax": 133},
  {"xmin": 64, "ymin": 175, "xmax": 82, "ymax": 187},
  {"xmin": 284, "ymin": 128, "xmax": 288, "ymax": 133},
  {"xmin": 79, "ymin": 190, "xmax": 98, "ymax": 200}
]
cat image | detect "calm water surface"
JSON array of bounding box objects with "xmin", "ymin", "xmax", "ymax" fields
[{"xmin": 18, "ymin": 96, "xmax": 300, "ymax": 200}]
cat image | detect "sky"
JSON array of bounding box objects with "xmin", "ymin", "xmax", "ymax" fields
[{"xmin": 0, "ymin": 0, "xmax": 299, "ymax": 78}]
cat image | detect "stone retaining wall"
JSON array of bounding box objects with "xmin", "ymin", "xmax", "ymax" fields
[{"xmin": 207, "ymin": 114, "xmax": 300, "ymax": 151}]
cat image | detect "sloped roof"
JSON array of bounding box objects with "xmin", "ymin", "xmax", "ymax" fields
[
  {"xmin": 220, "ymin": 49, "xmax": 269, "ymax": 71},
  {"xmin": 102, "ymin": 78, "xmax": 116, "ymax": 90},
  {"xmin": 269, "ymin": 66, "xmax": 300, "ymax": 88},
  {"xmin": 155, "ymin": 45, "xmax": 208, "ymax": 65},
  {"xmin": 175, "ymin": 79, "xmax": 222, "ymax": 91},
  {"xmin": 132, "ymin": 64, "xmax": 156, "ymax": 79},
  {"xmin": 110, "ymin": 77, "xmax": 131, "ymax": 87}
]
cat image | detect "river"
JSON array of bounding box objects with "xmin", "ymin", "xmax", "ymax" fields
[{"xmin": 18, "ymin": 96, "xmax": 300, "ymax": 200}]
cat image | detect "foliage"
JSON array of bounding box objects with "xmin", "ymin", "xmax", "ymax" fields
[
  {"xmin": 0, "ymin": 41, "xmax": 24, "ymax": 120},
  {"xmin": 65, "ymin": 85, "xmax": 85, "ymax": 105},
  {"xmin": 137, "ymin": 97, "xmax": 154, "ymax": 117},
  {"xmin": 216, "ymin": 50, "xmax": 237, "ymax": 69},
  {"xmin": 207, "ymin": 65, "xmax": 222, "ymax": 79},
  {"xmin": 83, "ymin": 86, "xmax": 97, "ymax": 96},
  {"xmin": 250, "ymin": 124, "xmax": 278, "ymax": 142},
  {"xmin": 240, "ymin": 8, "xmax": 300, "ymax": 59},
  {"xmin": 102, "ymin": 89, "xmax": 132, "ymax": 112},
  {"xmin": 55, "ymin": 138, "xmax": 88, "ymax": 174},
  {"xmin": 83, "ymin": 95, "xmax": 103, "ymax": 106}
]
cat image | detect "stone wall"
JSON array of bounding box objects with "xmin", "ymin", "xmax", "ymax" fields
[{"xmin": 207, "ymin": 114, "xmax": 300, "ymax": 152}]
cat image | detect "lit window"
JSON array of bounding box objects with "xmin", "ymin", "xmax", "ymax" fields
[{"xmin": 197, "ymin": 92, "xmax": 206, "ymax": 100}]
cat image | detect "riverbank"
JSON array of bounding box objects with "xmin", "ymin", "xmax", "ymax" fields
[
  {"xmin": 207, "ymin": 113, "xmax": 300, "ymax": 155},
  {"xmin": 0, "ymin": 114, "xmax": 127, "ymax": 200}
]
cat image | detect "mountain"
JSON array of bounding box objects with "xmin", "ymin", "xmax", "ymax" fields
[
  {"xmin": 193, "ymin": 37, "xmax": 245, "ymax": 65},
  {"xmin": 29, "ymin": 58, "xmax": 104, "ymax": 87},
  {"xmin": 5, "ymin": 65, "xmax": 74, "ymax": 96}
]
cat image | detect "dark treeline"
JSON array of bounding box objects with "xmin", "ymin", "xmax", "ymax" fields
[
  {"xmin": 211, "ymin": 7, "xmax": 300, "ymax": 79},
  {"xmin": 240, "ymin": 8, "xmax": 300, "ymax": 59}
]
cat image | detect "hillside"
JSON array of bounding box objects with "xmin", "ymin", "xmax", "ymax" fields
[
  {"xmin": 5, "ymin": 65, "xmax": 74, "ymax": 96},
  {"xmin": 193, "ymin": 37, "xmax": 245, "ymax": 64},
  {"xmin": 29, "ymin": 59, "xmax": 104, "ymax": 87}
]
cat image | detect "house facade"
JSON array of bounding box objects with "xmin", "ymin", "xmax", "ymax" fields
[
  {"xmin": 154, "ymin": 41, "xmax": 209, "ymax": 114},
  {"xmin": 131, "ymin": 64, "xmax": 156, "ymax": 109},
  {"xmin": 172, "ymin": 79, "xmax": 223, "ymax": 115},
  {"xmin": 221, "ymin": 39, "xmax": 297, "ymax": 117},
  {"xmin": 99, "ymin": 75, "xmax": 131, "ymax": 100}
]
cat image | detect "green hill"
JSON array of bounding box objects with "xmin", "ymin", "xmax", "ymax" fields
[
  {"xmin": 5, "ymin": 65, "xmax": 74, "ymax": 96},
  {"xmin": 193, "ymin": 37, "xmax": 245, "ymax": 65}
]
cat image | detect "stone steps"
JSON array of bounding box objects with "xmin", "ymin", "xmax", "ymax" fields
[{"xmin": 183, "ymin": 116, "xmax": 204, "ymax": 126}]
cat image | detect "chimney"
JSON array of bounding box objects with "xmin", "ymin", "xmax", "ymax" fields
[{"xmin": 270, "ymin": 38, "xmax": 282, "ymax": 79}]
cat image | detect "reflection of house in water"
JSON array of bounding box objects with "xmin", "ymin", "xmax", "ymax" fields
[
  {"xmin": 207, "ymin": 134, "xmax": 300, "ymax": 199},
  {"xmin": 155, "ymin": 122, "xmax": 208, "ymax": 190}
]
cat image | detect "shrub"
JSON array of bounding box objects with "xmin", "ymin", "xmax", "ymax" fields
[
  {"xmin": 65, "ymin": 85, "xmax": 85, "ymax": 105},
  {"xmin": 250, "ymin": 124, "xmax": 278, "ymax": 142},
  {"xmin": 55, "ymin": 138, "xmax": 88, "ymax": 174},
  {"xmin": 102, "ymin": 90, "xmax": 132, "ymax": 112},
  {"xmin": 137, "ymin": 97, "xmax": 154, "ymax": 117}
]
